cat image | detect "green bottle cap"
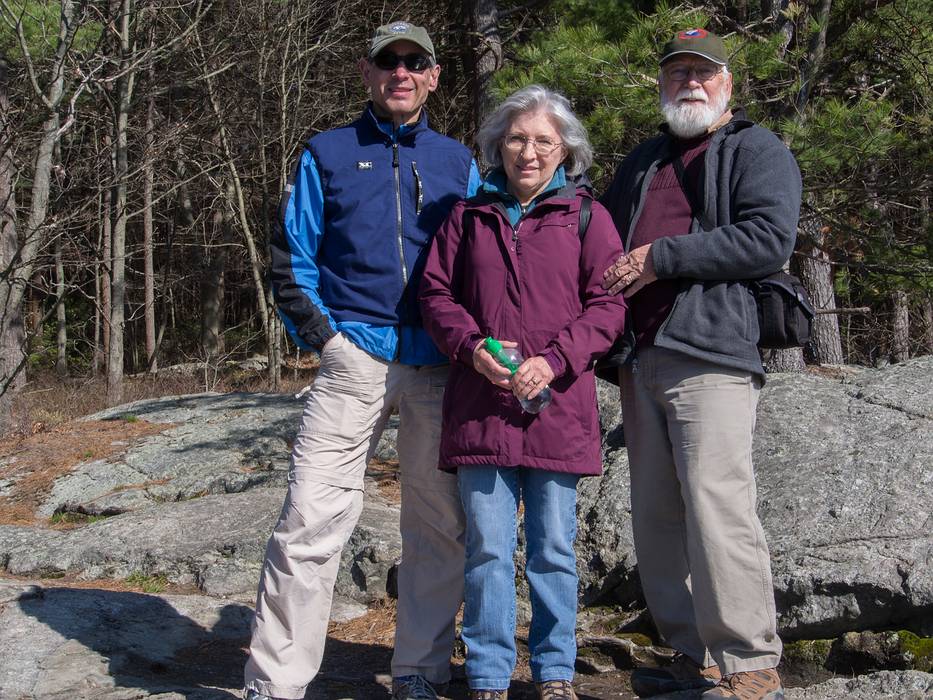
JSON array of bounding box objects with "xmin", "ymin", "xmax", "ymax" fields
[{"xmin": 484, "ymin": 337, "xmax": 502, "ymax": 354}]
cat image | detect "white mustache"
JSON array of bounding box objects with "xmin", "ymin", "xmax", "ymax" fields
[{"xmin": 676, "ymin": 89, "xmax": 708, "ymax": 103}]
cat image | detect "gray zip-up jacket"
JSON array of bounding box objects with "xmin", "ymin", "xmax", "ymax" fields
[{"xmin": 598, "ymin": 108, "xmax": 802, "ymax": 380}]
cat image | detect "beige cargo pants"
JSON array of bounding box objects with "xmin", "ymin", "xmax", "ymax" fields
[
  {"xmin": 244, "ymin": 333, "xmax": 465, "ymax": 699},
  {"xmin": 621, "ymin": 346, "xmax": 782, "ymax": 675}
]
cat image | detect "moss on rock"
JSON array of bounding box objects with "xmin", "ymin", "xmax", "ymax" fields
[
  {"xmin": 897, "ymin": 630, "xmax": 933, "ymax": 672},
  {"xmin": 783, "ymin": 638, "xmax": 833, "ymax": 666}
]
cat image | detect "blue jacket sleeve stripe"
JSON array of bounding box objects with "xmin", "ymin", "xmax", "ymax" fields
[
  {"xmin": 269, "ymin": 148, "xmax": 336, "ymax": 351},
  {"xmin": 467, "ymin": 159, "xmax": 482, "ymax": 197}
]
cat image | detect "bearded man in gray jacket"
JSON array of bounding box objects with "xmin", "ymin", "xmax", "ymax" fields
[{"xmin": 598, "ymin": 29, "xmax": 801, "ymax": 700}]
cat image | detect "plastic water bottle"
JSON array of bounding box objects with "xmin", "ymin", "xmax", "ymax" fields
[{"xmin": 483, "ymin": 337, "xmax": 552, "ymax": 414}]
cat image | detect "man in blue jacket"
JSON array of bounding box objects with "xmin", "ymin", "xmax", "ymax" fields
[
  {"xmin": 599, "ymin": 29, "xmax": 800, "ymax": 700},
  {"xmin": 244, "ymin": 21, "xmax": 480, "ymax": 700}
]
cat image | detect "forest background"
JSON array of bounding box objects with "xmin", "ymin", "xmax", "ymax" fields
[{"xmin": 0, "ymin": 0, "xmax": 930, "ymax": 436}]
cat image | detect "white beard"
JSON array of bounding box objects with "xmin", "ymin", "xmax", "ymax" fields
[{"xmin": 661, "ymin": 87, "xmax": 730, "ymax": 138}]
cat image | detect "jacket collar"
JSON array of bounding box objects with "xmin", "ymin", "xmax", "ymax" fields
[{"xmin": 363, "ymin": 102, "xmax": 429, "ymax": 142}]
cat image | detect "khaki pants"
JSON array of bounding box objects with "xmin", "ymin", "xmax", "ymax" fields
[
  {"xmin": 621, "ymin": 346, "xmax": 782, "ymax": 675},
  {"xmin": 244, "ymin": 333, "xmax": 465, "ymax": 699}
]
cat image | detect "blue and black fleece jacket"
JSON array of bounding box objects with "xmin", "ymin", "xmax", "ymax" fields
[{"xmin": 269, "ymin": 104, "xmax": 479, "ymax": 365}]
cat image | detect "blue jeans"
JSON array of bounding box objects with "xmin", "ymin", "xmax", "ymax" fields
[{"xmin": 458, "ymin": 466, "xmax": 581, "ymax": 690}]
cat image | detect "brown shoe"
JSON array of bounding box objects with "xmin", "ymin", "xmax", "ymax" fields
[
  {"xmin": 700, "ymin": 668, "xmax": 784, "ymax": 699},
  {"xmin": 631, "ymin": 652, "xmax": 721, "ymax": 696},
  {"xmin": 536, "ymin": 680, "xmax": 577, "ymax": 699},
  {"xmin": 469, "ymin": 691, "xmax": 508, "ymax": 700}
]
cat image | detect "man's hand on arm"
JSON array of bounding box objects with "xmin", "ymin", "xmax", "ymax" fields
[{"xmin": 602, "ymin": 244, "xmax": 657, "ymax": 298}]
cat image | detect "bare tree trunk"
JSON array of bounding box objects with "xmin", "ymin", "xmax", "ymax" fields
[
  {"xmin": 198, "ymin": 59, "xmax": 273, "ymax": 384},
  {"xmin": 0, "ymin": 57, "xmax": 24, "ymax": 431},
  {"xmin": 797, "ymin": 211, "xmax": 843, "ymax": 364},
  {"xmin": 0, "ymin": 1, "xmax": 78, "ymax": 428},
  {"xmin": 101, "ymin": 155, "xmax": 112, "ymax": 372},
  {"xmin": 763, "ymin": 347, "xmax": 806, "ymax": 373},
  {"xmin": 107, "ymin": 0, "xmax": 137, "ymax": 406},
  {"xmin": 470, "ymin": 0, "xmax": 502, "ymax": 128},
  {"xmin": 891, "ymin": 290, "xmax": 910, "ymax": 363},
  {"xmin": 92, "ymin": 183, "xmax": 104, "ymax": 374},
  {"xmin": 142, "ymin": 94, "xmax": 157, "ymax": 372},
  {"xmin": 922, "ymin": 295, "xmax": 933, "ymax": 355},
  {"xmin": 55, "ymin": 235, "xmax": 68, "ymax": 376},
  {"xmin": 922, "ymin": 196, "xmax": 932, "ymax": 355},
  {"xmin": 795, "ymin": 0, "xmax": 832, "ymax": 112},
  {"xmin": 201, "ymin": 179, "xmax": 230, "ymax": 365},
  {"xmin": 269, "ymin": 308, "xmax": 281, "ymax": 390}
]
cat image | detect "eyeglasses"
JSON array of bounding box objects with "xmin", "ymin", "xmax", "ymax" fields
[
  {"xmin": 663, "ymin": 64, "xmax": 723, "ymax": 82},
  {"xmin": 372, "ymin": 51, "xmax": 433, "ymax": 73},
  {"xmin": 502, "ymin": 135, "xmax": 563, "ymax": 156}
]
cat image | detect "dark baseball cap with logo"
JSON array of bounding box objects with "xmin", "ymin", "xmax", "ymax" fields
[
  {"xmin": 368, "ymin": 21, "xmax": 436, "ymax": 63},
  {"xmin": 660, "ymin": 28, "xmax": 728, "ymax": 66}
]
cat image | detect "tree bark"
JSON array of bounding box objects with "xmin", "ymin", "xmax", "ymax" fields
[
  {"xmin": 55, "ymin": 235, "xmax": 68, "ymax": 376},
  {"xmin": 795, "ymin": 0, "xmax": 832, "ymax": 112},
  {"xmin": 763, "ymin": 347, "xmax": 806, "ymax": 373},
  {"xmin": 142, "ymin": 94, "xmax": 157, "ymax": 372},
  {"xmin": 200, "ymin": 178, "xmax": 230, "ymax": 365},
  {"xmin": 470, "ymin": 0, "xmax": 502, "ymax": 129},
  {"xmin": 922, "ymin": 295, "xmax": 933, "ymax": 355},
  {"xmin": 796, "ymin": 210, "xmax": 843, "ymax": 364},
  {"xmin": 0, "ymin": 0, "xmax": 79, "ymax": 429},
  {"xmin": 891, "ymin": 289, "xmax": 910, "ymax": 363},
  {"xmin": 101, "ymin": 147, "xmax": 112, "ymax": 374},
  {"xmin": 0, "ymin": 57, "xmax": 24, "ymax": 431},
  {"xmin": 107, "ymin": 0, "xmax": 137, "ymax": 406},
  {"xmin": 196, "ymin": 32, "xmax": 273, "ymax": 386}
]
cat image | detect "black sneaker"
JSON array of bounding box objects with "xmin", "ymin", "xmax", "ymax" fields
[
  {"xmin": 631, "ymin": 653, "xmax": 721, "ymax": 697},
  {"xmin": 392, "ymin": 675, "xmax": 441, "ymax": 699}
]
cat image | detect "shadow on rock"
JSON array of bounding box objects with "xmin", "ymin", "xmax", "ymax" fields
[{"xmin": 18, "ymin": 586, "xmax": 251, "ymax": 697}]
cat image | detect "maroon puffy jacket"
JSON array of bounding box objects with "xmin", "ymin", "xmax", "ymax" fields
[{"xmin": 419, "ymin": 184, "xmax": 626, "ymax": 475}]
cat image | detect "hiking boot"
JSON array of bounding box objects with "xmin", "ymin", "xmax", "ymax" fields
[
  {"xmin": 536, "ymin": 679, "xmax": 577, "ymax": 699},
  {"xmin": 700, "ymin": 668, "xmax": 784, "ymax": 699},
  {"xmin": 631, "ymin": 652, "xmax": 721, "ymax": 696},
  {"xmin": 392, "ymin": 675, "xmax": 441, "ymax": 699},
  {"xmin": 469, "ymin": 691, "xmax": 508, "ymax": 700},
  {"xmin": 243, "ymin": 690, "xmax": 283, "ymax": 700}
]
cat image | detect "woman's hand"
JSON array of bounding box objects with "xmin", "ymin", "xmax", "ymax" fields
[
  {"xmin": 472, "ymin": 340, "xmax": 514, "ymax": 389},
  {"xmin": 512, "ymin": 356, "xmax": 555, "ymax": 401}
]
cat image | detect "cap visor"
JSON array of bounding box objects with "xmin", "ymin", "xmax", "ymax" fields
[{"xmin": 661, "ymin": 50, "xmax": 727, "ymax": 65}]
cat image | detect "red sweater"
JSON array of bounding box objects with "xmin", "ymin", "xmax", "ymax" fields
[{"xmin": 630, "ymin": 134, "xmax": 710, "ymax": 348}]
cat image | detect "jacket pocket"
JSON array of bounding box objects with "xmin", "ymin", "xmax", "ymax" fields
[{"xmin": 441, "ymin": 367, "xmax": 504, "ymax": 459}]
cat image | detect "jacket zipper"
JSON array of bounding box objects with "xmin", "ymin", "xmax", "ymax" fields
[
  {"xmin": 392, "ymin": 141, "xmax": 408, "ymax": 286},
  {"xmin": 411, "ymin": 161, "xmax": 423, "ymax": 215}
]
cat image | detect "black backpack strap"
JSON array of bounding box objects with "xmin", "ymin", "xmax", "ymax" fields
[{"xmin": 578, "ymin": 196, "xmax": 592, "ymax": 241}]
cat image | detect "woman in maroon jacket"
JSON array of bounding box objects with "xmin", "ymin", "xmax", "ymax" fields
[{"xmin": 419, "ymin": 85, "xmax": 626, "ymax": 700}]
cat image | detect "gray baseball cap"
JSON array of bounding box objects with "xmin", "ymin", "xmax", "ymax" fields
[{"xmin": 368, "ymin": 21, "xmax": 436, "ymax": 62}]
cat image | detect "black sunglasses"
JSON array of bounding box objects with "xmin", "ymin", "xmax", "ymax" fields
[{"xmin": 372, "ymin": 51, "xmax": 433, "ymax": 73}]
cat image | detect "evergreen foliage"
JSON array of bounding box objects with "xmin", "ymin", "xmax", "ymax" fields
[{"xmin": 492, "ymin": 0, "xmax": 932, "ymax": 362}]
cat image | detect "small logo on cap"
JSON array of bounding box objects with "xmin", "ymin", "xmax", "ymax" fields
[
  {"xmin": 390, "ymin": 22, "xmax": 410, "ymax": 33},
  {"xmin": 679, "ymin": 28, "xmax": 708, "ymax": 39},
  {"xmin": 357, "ymin": 161, "xmax": 373, "ymax": 170}
]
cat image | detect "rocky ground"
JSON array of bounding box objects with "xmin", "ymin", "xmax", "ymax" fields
[{"xmin": 0, "ymin": 357, "xmax": 931, "ymax": 699}]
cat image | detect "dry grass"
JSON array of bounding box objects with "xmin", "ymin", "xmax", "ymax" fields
[
  {"xmin": 329, "ymin": 597, "xmax": 400, "ymax": 647},
  {"xmin": 9, "ymin": 365, "xmax": 315, "ymax": 438},
  {"xmin": 0, "ymin": 364, "xmax": 321, "ymax": 526},
  {"xmin": 0, "ymin": 417, "xmax": 172, "ymax": 526},
  {"xmin": 366, "ymin": 458, "xmax": 402, "ymax": 504}
]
